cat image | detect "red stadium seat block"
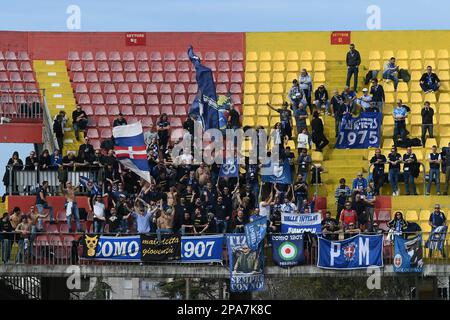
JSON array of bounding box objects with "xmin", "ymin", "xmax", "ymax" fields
[
  {"xmin": 131, "ymin": 83, "xmax": 144, "ymax": 94},
  {"xmin": 107, "ymin": 105, "xmax": 120, "ymax": 116},
  {"xmin": 86, "ymin": 128, "xmax": 99, "ymax": 139},
  {"xmin": 117, "ymin": 83, "xmax": 130, "ymax": 93},
  {"xmin": 232, "ymin": 52, "xmax": 244, "ymax": 61},
  {"xmin": 82, "ymin": 51, "xmax": 94, "ymax": 61},
  {"xmin": 97, "ymin": 116, "xmax": 111, "ymax": 127},
  {"xmin": 136, "ymin": 51, "xmax": 148, "ymax": 61},
  {"xmin": 123, "ymin": 51, "xmax": 135, "ymax": 61},
  {"xmin": 95, "ymin": 51, "xmax": 107, "ymax": 61},
  {"xmin": 177, "ymin": 51, "xmax": 189, "ymax": 61},
  {"xmin": 138, "ymin": 73, "xmax": 151, "ymax": 83},
  {"xmin": 374, "ymin": 196, "xmax": 391, "ymax": 210},
  {"xmin": 98, "ymin": 72, "xmax": 111, "ymax": 83},
  {"xmin": 94, "ymin": 105, "xmax": 107, "ymax": 115},
  {"xmin": 103, "ymin": 83, "xmax": 116, "ymax": 94},
  {"xmin": 138, "ymin": 61, "xmax": 150, "ymax": 72},
  {"xmin": 111, "ymin": 61, "xmax": 123, "ymax": 72},
  {"xmin": 57, "ymin": 211, "xmax": 66, "ymax": 222},
  {"xmin": 101, "ymin": 128, "xmax": 112, "ymax": 139},
  {"xmin": 105, "ymin": 94, "xmax": 118, "ymax": 105},
  {"xmin": 151, "ymin": 62, "xmax": 163, "ymax": 72},
  {"xmin": 119, "ymin": 94, "xmax": 132, "ymax": 105},
  {"xmin": 134, "ymin": 105, "xmax": 147, "ymax": 116},
  {"xmin": 125, "ymin": 73, "xmax": 137, "ymax": 83},
  {"xmin": 218, "ymin": 51, "xmax": 230, "ymax": 61},
  {"xmin": 97, "ymin": 61, "xmax": 110, "ymax": 72},
  {"xmin": 164, "ymin": 73, "xmax": 177, "ymax": 83},
  {"xmin": 84, "ymin": 61, "xmax": 96, "ymax": 72},
  {"xmin": 133, "ymin": 94, "xmax": 146, "ymax": 105},
  {"xmin": 109, "ymin": 51, "xmax": 121, "ymax": 61},
  {"xmin": 160, "ymin": 105, "xmax": 174, "ymax": 115}
]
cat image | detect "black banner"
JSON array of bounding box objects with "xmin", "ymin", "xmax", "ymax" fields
[{"xmin": 140, "ymin": 234, "xmax": 181, "ymax": 262}]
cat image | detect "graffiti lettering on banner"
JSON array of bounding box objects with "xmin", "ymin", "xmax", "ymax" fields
[
  {"xmin": 318, "ymin": 234, "xmax": 383, "ymax": 269},
  {"xmin": 335, "ymin": 112, "xmax": 382, "ymax": 149},
  {"xmin": 81, "ymin": 235, "xmax": 141, "ymax": 261},
  {"xmin": 227, "ymin": 235, "xmax": 264, "ymax": 293},
  {"xmin": 271, "ymin": 234, "xmax": 304, "ymax": 267},
  {"xmin": 140, "ymin": 234, "xmax": 181, "ymax": 262},
  {"xmin": 181, "ymin": 235, "xmax": 224, "ymax": 263},
  {"xmin": 394, "ymin": 235, "xmax": 424, "ymax": 273},
  {"xmin": 281, "ymin": 212, "xmax": 322, "ymax": 234}
]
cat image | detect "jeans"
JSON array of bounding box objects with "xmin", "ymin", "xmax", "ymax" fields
[
  {"xmin": 366, "ymin": 207, "xmax": 374, "ymax": 224},
  {"xmin": 382, "ymin": 71, "xmax": 399, "ymax": 90},
  {"xmin": 335, "ymin": 117, "xmax": 342, "ymax": 137},
  {"xmin": 120, "ymin": 219, "xmax": 128, "ymax": 233},
  {"xmin": 404, "ymin": 171, "xmax": 417, "ymax": 195},
  {"xmin": 94, "ymin": 220, "xmax": 104, "ymax": 234},
  {"xmin": 36, "ymin": 203, "xmax": 54, "ymax": 223},
  {"xmin": 66, "ymin": 202, "xmax": 82, "ymax": 232},
  {"xmin": 393, "ymin": 121, "xmax": 406, "ymax": 143},
  {"xmin": 216, "ymin": 219, "xmax": 228, "ymax": 234},
  {"xmin": 420, "ymin": 82, "xmax": 439, "ymax": 92},
  {"xmin": 315, "ymin": 100, "xmax": 330, "ymax": 114},
  {"xmin": 388, "ymin": 168, "xmax": 400, "ymax": 193},
  {"xmin": 15, "ymin": 239, "xmax": 29, "ymax": 264},
  {"xmin": 1, "ymin": 239, "xmax": 12, "ymax": 263},
  {"xmin": 373, "ymin": 172, "xmax": 385, "ymax": 195},
  {"xmin": 421, "ymin": 124, "xmax": 433, "ymax": 146},
  {"xmin": 73, "ymin": 119, "xmax": 88, "ymax": 140},
  {"xmin": 445, "ymin": 166, "xmax": 450, "ymax": 194},
  {"xmin": 373, "ymin": 101, "xmax": 384, "ymax": 114},
  {"xmin": 156, "ymin": 228, "xmax": 173, "ymax": 241},
  {"xmin": 346, "ymin": 66, "xmax": 359, "ymax": 91},
  {"xmin": 427, "ymin": 168, "xmax": 441, "ymax": 193}
]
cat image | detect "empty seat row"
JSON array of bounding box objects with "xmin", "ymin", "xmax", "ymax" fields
[
  {"xmin": 68, "ymin": 51, "xmax": 244, "ymax": 62},
  {"xmin": 0, "ymin": 71, "xmax": 35, "ymax": 82},
  {"xmin": 368, "ymin": 49, "xmax": 449, "ymax": 61},
  {"xmin": 245, "ymin": 61, "xmax": 325, "ymax": 73},
  {"xmin": 84, "ymin": 105, "xmax": 191, "ymax": 117},
  {"xmin": 0, "ymin": 61, "xmax": 33, "ymax": 72},
  {"xmin": 0, "ymin": 51, "xmax": 30, "ymax": 61},
  {"xmin": 0, "ymin": 83, "xmax": 38, "ymax": 93},
  {"xmin": 246, "ymin": 51, "xmax": 326, "ymax": 62},
  {"xmin": 86, "ymin": 115, "xmax": 185, "ymax": 128}
]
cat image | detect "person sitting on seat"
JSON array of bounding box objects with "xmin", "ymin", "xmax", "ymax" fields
[
  {"xmin": 382, "ymin": 57, "xmax": 400, "ymax": 91},
  {"xmin": 420, "ymin": 66, "xmax": 440, "ymax": 93}
]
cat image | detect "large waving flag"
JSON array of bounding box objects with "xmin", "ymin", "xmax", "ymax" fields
[
  {"xmin": 188, "ymin": 46, "xmax": 221, "ymax": 130},
  {"xmin": 113, "ymin": 122, "xmax": 151, "ymax": 182},
  {"xmin": 261, "ymin": 158, "xmax": 292, "ymax": 184}
]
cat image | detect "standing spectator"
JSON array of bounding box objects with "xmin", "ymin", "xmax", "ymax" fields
[
  {"xmin": 72, "ymin": 105, "xmax": 88, "ymax": 141},
  {"xmin": 3, "ymin": 151, "xmax": 24, "ymax": 197},
  {"xmin": 297, "ymin": 148, "xmax": 312, "ymax": 182},
  {"xmin": 352, "ymin": 172, "xmax": 368, "ymax": 193},
  {"xmin": 335, "ymin": 178, "xmax": 351, "ymax": 223},
  {"xmin": 428, "ymin": 204, "xmax": 447, "ymax": 257},
  {"xmin": 64, "ymin": 182, "xmax": 83, "ymax": 233},
  {"xmin": 393, "ymin": 99, "xmax": 408, "ymax": 145},
  {"xmin": 78, "ymin": 137, "xmax": 95, "ymax": 164},
  {"xmin": 193, "ymin": 209, "xmax": 208, "ymax": 234},
  {"xmin": 344, "ymin": 222, "xmax": 361, "ymax": 239},
  {"xmin": 53, "ymin": 115, "xmax": 64, "ymax": 153},
  {"xmin": 299, "ymin": 69, "xmax": 313, "ymax": 113},
  {"xmin": 144, "ymin": 124, "xmax": 159, "ymax": 147},
  {"xmin": 288, "ymin": 79, "xmax": 306, "ymax": 111},
  {"xmin": 357, "ymin": 88, "xmax": 372, "ymax": 112},
  {"xmin": 403, "ymin": 147, "xmax": 418, "ymax": 195},
  {"xmin": 113, "ymin": 113, "xmax": 127, "ymax": 127},
  {"xmin": 293, "ymin": 174, "xmax": 308, "ymax": 210},
  {"xmin": 9, "ymin": 207, "xmax": 21, "ymax": 230},
  {"xmin": 15, "ymin": 216, "xmax": 31, "ymax": 264},
  {"xmin": 157, "ymin": 113, "xmax": 170, "ymax": 156},
  {"xmin": 93, "ymin": 195, "xmax": 106, "ymax": 234},
  {"xmin": 370, "ymin": 78, "xmax": 385, "ymax": 113},
  {"xmin": 387, "ymin": 146, "xmax": 402, "ymax": 196},
  {"xmin": 24, "ymin": 151, "xmax": 38, "ymax": 170},
  {"xmin": 364, "ymin": 185, "xmax": 376, "ymax": 226},
  {"xmin": 310, "ymin": 111, "xmax": 329, "ymax": 152},
  {"xmin": 0, "ymin": 212, "xmax": 14, "ymax": 264},
  {"xmin": 180, "ymin": 211, "xmax": 194, "ymax": 235},
  {"xmin": 387, "ymin": 211, "xmax": 408, "ymax": 240},
  {"xmin": 297, "ymin": 127, "xmax": 311, "ymax": 152},
  {"xmin": 266, "ymin": 102, "xmax": 292, "ymax": 140},
  {"xmin": 269, "ymin": 209, "xmax": 282, "ymax": 234},
  {"xmin": 420, "ymin": 66, "xmax": 440, "ymax": 93},
  {"xmin": 294, "ymin": 103, "xmax": 308, "ymax": 136},
  {"xmin": 227, "ymin": 104, "xmax": 241, "ymax": 129},
  {"xmin": 341, "ymin": 86, "xmax": 357, "ymax": 114},
  {"xmin": 214, "ymin": 195, "xmax": 231, "ymax": 233},
  {"xmin": 339, "ymin": 201, "xmax": 358, "ymax": 230},
  {"xmin": 369, "ymin": 148, "xmax": 387, "ymax": 195},
  {"xmin": 345, "ymin": 43, "xmax": 361, "ymax": 91},
  {"xmin": 156, "ymin": 203, "xmax": 174, "ymax": 240},
  {"xmin": 443, "ymin": 141, "xmax": 450, "ymax": 195},
  {"xmin": 382, "ymin": 57, "xmax": 399, "ymax": 91},
  {"xmin": 330, "ymin": 89, "xmax": 348, "ymax": 137},
  {"xmin": 427, "ymin": 145, "xmax": 441, "ymax": 195},
  {"xmin": 132, "ymin": 204, "xmax": 152, "ymax": 234},
  {"xmin": 36, "ymin": 181, "xmax": 55, "ymax": 224},
  {"xmin": 313, "ymin": 85, "xmax": 330, "ymax": 115},
  {"xmin": 421, "ymin": 101, "xmax": 434, "ymax": 146}
]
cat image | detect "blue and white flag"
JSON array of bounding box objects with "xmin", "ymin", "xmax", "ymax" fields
[
  {"xmin": 245, "ymin": 216, "xmax": 267, "ymax": 251},
  {"xmin": 261, "ymin": 158, "xmax": 292, "ymax": 185},
  {"xmin": 394, "ymin": 235, "xmax": 424, "ymax": 273},
  {"xmin": 281, "ymin": 212, "xmax": 322, "ymax": 234},
  {"xmin": 227, "ymin": 234, "xmax": 265, "ymax": 293},
  {"xmin": 188, "ymin": 46, "xmax": 222, "ymax": 130},
  {"xmin": 113, "ymin": 121, "xmax": 151, "ymax": 182},
  {"xmin": 219, "ymin": 157, "xmax": 239, "ymax": 178},
  {"xmin": 318, "ymin": 234, "xmax": 383, "ymax": 269},
  {"xmin": 82, "ymin": 235, "xmax": 141, "ymax": 262},
  {"xmin": 426, "ymin": 225, "xmax": 448, "ymax": 252},
  {"xmin": 181, "ymin": 235, "xmax": 224, "ymax": 263},
  {"xmin": 79, "ymin": 176, "xmax": 101, "ymax": 196},
  {"xmin": 335, "ymin": 112, "xmax": 381, "ymax": 149},
  {"xmin": 271, "ymin": 234, "xmax": 304, "ymax": 267}
]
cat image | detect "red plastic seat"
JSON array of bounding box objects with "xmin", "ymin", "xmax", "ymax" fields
[
  {"xmin": 86, "ymin": 72, "xmax": 98, "ymax": 83},
  {"xmin": 218, "ymin": 62, "xmax": 230, "ymax": 72},
  {"xmin": 34, "ymin": 235, "xmax": 49, "ymax": 246},
  {"xmin": 120, "ymin": 105, "xmax": 134, "ymax": 116},
  {"xmin": 119, "ymin": 94, "xmax": 132, "ymax": 105},
  {"xmin": 0, "ymin": 71, "xmax": 9, "ymax": 82},
  {"xmin": 164, "ymin": 73, "xmax": 177, "ymax": 83},
  {"xmin": 151, "ymin": 62, "xmax": 163, "ymax": 72},
  {"xmin": 111, "ymin": 61, "xmax": 123, "ymax": 72},
  {"xmin": 83, "ymin": 105, "xmax": 93, "ymax": 116},
  {"xmin": 72, "ymin": 72, "xmax": 85, "ymax": 82},
  {"xmin": 205, "ymin": 61, "xmax": 216, "ymax": 71},
  {"xmin": 231, "ymin": 94, "xmax": 241, "ymax": 105},
  {"xmin": 25, "ymin": 83, "xmax": 38, "ymax": 93},
  {"xmin": 178, "ymin": 73, "xmax": 190, "ymax": 83},
  {"xmin": 97, "ymin": 116, "xmax": 111, "ymax": 127},
  {"xmin": 217, "ymin": 73, "xmax": 229, "ymax": 83},
  {"xmin": 82, "ymin": 51, "xmax": 94, "ymax": 61},
  {"xmin": 103, "ymin": 83, "xmax": 116, "ymax": 93},
  {"xmin": 94, "ymin": 105, "xmax": 107, "ymax": 115},
  {"xmin": 146, "ymin": 94, "xmax": 159, "ymax": 105},
  {"xmin": 23, "ymin": 72, "xmax": 34, "ymax": 82},
  {"xmin": 163, "ymin": 51, "xmax": 176, "ymax": 61},
  {"xmin": 91, "ymin": 94, "xmax": 104, "ymax": 104},
  {"xmin": 164, "ymin": 62, "xmax": 176, "ymax": 72},
  {"xmin": 174, "ymin": 105, "xmax": 187, "ymax": 115},
  {"xmin": 205, "ymin": 52, "xmax": 216, "ymax": 61},
  {"xmin": 89, "ymin": 83, "xmax": 101, "ymax": 94},
  {"xmin": 95, "ymin": 51, "xmax": 107, "ymax": 61},
  {"xmin": 151, "ymin": 73, "xmax": 163, "ymax": 83},
  {"xmin": 101, "ymin": 128, "xmax": 112, "ymax": 138},
  {"xmin": 150, "ymin": 51, "xmax": 162, "ymax": 61},
  {"xmin": 147, "ymin": 105, "xmax": 160, "ymax": 116},
  {"xmin": 230, "ymin": 73, "xmax": 242, "ymax": 83},
  {"xmin": 178, "ymin": 62, "xmax": 190, "ymax": 72},
  {"xmin": 138, "ymin": 73, "xmax": 150, "ymax": 83},
  {"xmin": 98, "ymin": 72, "xmax": 111, "ymax": 83},
  {"xmin": 68, "ymin": 51, "xmax": 80, "ymax": 61},
  {"xmin": 173, "ymin": 84, "xmax": 186, "ymax": 94},
  {"xmin": 0, "ymin": 62, "xmax": 4, "ymax": 72},
  {"xmin": 218, "ymin": 51, "xmax": 230, "ymax": 61},
  {"xmin": 137, "ymin": 61, "xmax": 149, "ymax": 72},
  {"xmin": 160, "ymin": 95, "xmax": 173, "ymax": 106},
  {"xmin": 177, "ymin": 51, "xmax": 189, "ymax": 61},
  {"xmin": 133, "ymin": 94, "xmax": 145, "ymax": 105},
  {"xmin": 187, "ymin": 84, "xmax": 198, "ymax": 94},
  {"xmin": 134, "ymin": 105, "xmax": 147, "ymax": 116},
  {"xmin": 75, "ymin": 83, "xmax": 88, "ymax": 93},
  {"xmin": 0, "ymin": 52, "xmax": 4, "ymax": 61},
  {"xmin": 145, "ymin": 84, "xmax": 158, "ymax": 94},
  {"xmin": 174, "ymin": 95, "xmax": 187, "ymax": 105},
  {"xmin": 77, "ymin": 94, "xmax": 90, "ymax": 104},
  {"xmin": 123, "ymin": 51, "xmax": 135, "ymax": 61},
  {"xmin": 107, "ymin": 105, "xmax": 120, "ymax": 116},
  {"xmin": 59, "ymin": 223, "xmax": 69, "ymax": 234},
  {"xmin": 19, "ymin": 62, "xmax": 32, "ymax": 72},
  {"xmin": 10, "ymin": 72, "xmax": 22, "ymax": 82},
  {"xmin": 57, "ymin": 211, "xmax": 66, "ymax": 222},
  {"xmin": 18, "ymin": 51, "xmax": 30, "ymax": 61},
  {"xmin": 91, "ymin": 139, "xmax": 101, "ymax": 150},
  {"xmin": 112, "ymin": 73, "xmax": 124, "ymax": 83},
  {"xmin": 216, "ymin": 84, "xmax": 228, "ymax": 94},
  {"xmin": 230, "ymin": 83, "xmax": 242, "ymax": 94},
  {"xmin": 160, "ymin": 105, "xmax": 174, "ymax": 115},
  {"xmin": 124, "ymin": 62, "xmax": 136, "ymax": 72},
  {"xmin": 127, "ymin": 116, "xmax": 138, "ymax": 124},
  {"xmin": 97, "ymin": 61, "xmax": 110, "ymax": 72},
  {"xmin": 231, "ymin": 62, "xmax": 243, "ymax": 72},
  {"xmin": 45, "ymin": 223, "xmax": 59, "ymax": 234},
  {"xmin": 109, "ymin": 51, "xmax": 121, "ymax": 61},
  {"xmin": 131, "ymin": 83, "xmax": 144, "ymax": 94},
  {"xmin": 136, "ymin": 51, "xmax": 148, "ymax": 61},
  {"xmin": 142, "ymin": 117, "xmax": 153, "ymax": 128},
  {"xmin": 84, "ymin": 61, "xmax": 96, "ymax": 72},
  {"xmin": 12, "ymin": 83, "xmax": 24, "ymax": 92},
  {"xmin": 125, "ymin": 73, "xmax": 137, "ymax": 82},
  {"xmin": 171, "ymin": 117, "xmax": 182, "ymax": 127},
  {"xmin": 232, "ymin": 52, "xmax": 243, "ymax": 61},
  {"xmin": 5, "ymin": 51, "xmax": 17, "ymax": 60},
  {"xmin": 117, "ymin": 83, "xmax": 130, "ymax": 93},
  {"xmin": 5, "ymin": 61, "xmax": 18, "ymax": 72}
]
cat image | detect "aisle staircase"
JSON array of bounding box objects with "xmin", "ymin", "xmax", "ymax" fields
[{"xmin": 33, "ymin": 60, "xmax": 82, "ymax": 154}]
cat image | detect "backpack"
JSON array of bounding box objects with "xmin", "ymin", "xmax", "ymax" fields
[
  {"xmin": 364, "ymin": 70, "xmax": 379, "ymax": 85},
  {"xmin": 399, "ymin": 69, "xmax": 411, "ymax": 82}
]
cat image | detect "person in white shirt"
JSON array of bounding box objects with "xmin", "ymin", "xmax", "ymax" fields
[
  {"xmin": 280, "ymin": 187, "xmax": 297, "ymax": 214},
  {"xmin": 93, "ymin": 195, "xmax": 106, "ymax": 234},
  {"xmin": 299, "ymin": 69, "xmax": 313, "ymax": 114},
  {"xmin": 357, "ymin": 88, "xmax": 372, "ymax": 112},
  {"xmin": 297, "ymin": 127, "xmax": 311, "ymax": 152},
  {"xmin": 259, "ymin": 190, "xmax": 273, "ymax": 218}
]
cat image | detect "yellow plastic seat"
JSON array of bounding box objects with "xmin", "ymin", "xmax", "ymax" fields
[
  {"xmin": 406, "ymin": 210, "xmax": 419, "ymax": 221},
  {"xmin": 382, "ymin": 138, "xmax": 394, "ymax": 149},
  {"xmin": 244, "ymin": 84, "xmax": 256, "ymax": 94},
  {"xmin": 270, "ymin": 95, "xmax": 283, "ymax": 105},
  {"xmin": 313, "ymin": 72, "xmax": 326, "ymax": 82},
  {"xmin": 300, "ymin": 62, "xmax": 312, "ymax": 71},
  {"xmin": 287, "ymin": 62, "xmax": 299, "ymax": 72},
  {"xmin": 411, "ymin": 71, "xmax": 422, "ymax": 81},
  {"xmin": 382, "ymin": 125, "xmax": 394, "ymax": 137},
  {"xmin": 410, "ymin": 115, "xmax": 422, "ymax": 125},
  {"xmin": 410, "ymin": 50, "xmax": 422, "ymax": 60},
  {"xmin": 273, "ymin": 51, "xmax": 285, "ymax": 61},
  {"xmin": 258, "ymin": 73, "xmax": 271, "ymax": 83},
  {"xmin": 440, "ymin": 137, "xmax": 450, "ymax": 147},
  {"xmin": 272, "ymin": 84, "xmax": 284, "ymax": 94},
  {"xmin": 426, "ymin": 93, "xmax": 437, "ymax": 103},
  {"xmin": 397, "ymin": 60, "xmax": 408, "ymax": 69},
  {"xmin": 244, "ymin": 94, "xmax": 256, "ymax": 105},
  {"xmin": 286, "ymin": 72, "xmax": 298, "ymax": 83},
  {"xmin": 419, "ymin": 210, "xmax": 431, "ymax": 221},
  {"xmin": 382, "ymin": 50, "xmax": 394, "ymax": 60},
  {"xmin": 273, "ymin": 62, "xmax": 285, "ymax": 72},
  {"xmin": 246, "ymin": 62, "xmax": 258, "ymax": 72},
  {"xmin": 287, "ymin": 51, "xmax": 299, "ymax": 61},
  {"xmin": 259, "ymin": 51, "xmax": 272, "ymax": 61},
  {"xmin": 314, "ymin": 61, "xmax": 326, "ymax": 72},
  {"xmin": 300, "ymin": 51, "xmax": 312, "ymax": 61},
  {"xmin": 286, "ymin": 140, "xmax": 296, "ymax": 150},
  {"xmin": 437, "ymin": 60, "xmax": 449, "ymax": 71},
  {"xmin": 243, "ymin": 116, "xmax": 255, "ymax": 127},
  {"xmin": 420, "ymin": 222, "xmax": 432, "ymax": 233},
  {"xmin": 439, "ymin": 93, "xmax": 450, "ymax": 103},
  {"xmin": 439, "ymin": 114, "xmax": 450, "ymax": 125},
  {"xmin": 439, "ymin": 71, "xmax": 449, "ymax": 81},
  {"xmin": 410, "ymin": 93, "xmax": 422, "ymax": 103},
  {"xmin": 410, "ymin": 60, "xmax": 422, "ymax": 70},
  {"xmin": 245, "ymin": 73, "xmax": 257, "ymax": 83},
  {"xmin": 397, "ymin": 82, "xmax": 409, "ymax": 92},
  {"xmin": 410, "ymin": 104, "xmax": 422, "ymax": 114},
  {"xmin": 384, "ymin": 81, "xmax": 395, "ymax": 93},
  {"xmin": 410, "ymin": 125, "xmax": 421, "ymax": 137},
  {"xmin": 257, "ymin": 116, "xmax": 269, "ymax": 127},
  {"xmin": 396, "ymin": 50, "xmax": 408, "ymax": 60},
  {"xmin": 385, "ymin": 93, "xmax": 395, "ymax": 103},
  {"xmin": 246, "ymin": 51, "xmax": 258, "ymax": 62},
  {"xmin": 311, "ymin": 151, "xmax": 323, "ymax": 162},
  {"xmin": 257, "ymin": 94, "xmax": 270, "ymax": 106},
  {"xmin": 269, "ymin": 116, "xmax": 279, "ymax": 127},
  {"xmin": 424, "ymin": 60, "xmax": 436, "ymax": 69},
  {"xmin": 437, "ymin": 49, "xmax": 449, "ymax": 59},
  {"xmin": 243, "ymin": 106, "xmax": 256, "ymax": 116},
  {"xmin": 397, "ymin": 92, "xmax": 409, "ymax": 103},
  {"xmin": 410, "ymin": 81, "xmax": 422, "ymax": 92},
  {"xmin": 258, "ymin": 84, "xmax": 270, "ymax": 94},
  {"xmin": 272, "ymin": 73, "xmax": 285, "ymax": 83},
  {"xmin": 423, "ymin": 49, "xmax": 436, "ymax": 59},
  {"xmin": 369, "ymin": 61, "xmax": 381, "ymax": 70},
  {"xmin": 259, "ymin": 62, "xmax": 271, "ymax": 72},
  {"xmin": 369, "ymin": 50, "xmax": 381, "ymax": 60},
  {"xmin": 438, "ymin": 103, "xmax": 450, "ymax": 114},
  {"xmin": 314, "ymin": 51, "xmax": 326, "ymax": 61},
  {"xmin": 425, "ymin": 138, "xmax": 438, "ymax": 149},
  {"xmin": 256, "ymin": 104, "xmax": 270, "ymax": 116}
]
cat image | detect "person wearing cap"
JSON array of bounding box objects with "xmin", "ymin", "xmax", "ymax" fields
[
  {"xmin": 313, "ymin": 85, "xmax": 330, "ymax": 115},
  {"xmin": 382, "ymin": 57, "xmax": 399, "ymax": 91},
  {"xmin": 72, "ymin": 105, "xmax": 88, "ymax": 141},
  {"xmin": 113, "ymin": 113, "xmax": 127, "ymax": 127},
  {"xmin": 357, "ymin": 88, "xmax": 372, "ymax": 112}
]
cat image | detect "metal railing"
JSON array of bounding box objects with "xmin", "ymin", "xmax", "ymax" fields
[
  {"xmin": 0, "ymin": 89, "xmax": 43, "ymax": 120},
  {"xmin": 41, "ymin": 89, "xmax": 58, "ymax": 152},
  {"xmin": 368, "ymin": 161, "xmax": 427, "ymax": 195},
  {"xmin": 1, "ymin": 276, "xmax": 41, "ymax": 299}
]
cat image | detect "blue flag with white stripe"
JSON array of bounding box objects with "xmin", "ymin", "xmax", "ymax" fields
[
  {"xmin": 245, "ymin": 216, "xmax": 267, "ymax": 251},
  {"xmin": 261, "ymin": 158, "xmax": 292, "ymax": 184}
]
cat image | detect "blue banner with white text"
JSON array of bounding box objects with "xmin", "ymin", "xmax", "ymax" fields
[
  {"xmin": 181, "ymin": 235, "xmax": 224, "ymax": 263},
  {"xmin": 281, "ymin": 212, "xmax": 322, "ymax": 234},
  {"xmin": 318, "ymin": 234, "xmax": 383, "ymax": 269},
  {"xmin": 82, "ymin": 235, "xmax": 141, "ymax": 261},
  {"xmin": 335, "ymin": 112, "xmax": 381, "ymax": 149},
  {"xmin": 261, "ymin": 158, "xmax": 292, "ymax": 185},
  {"xmin": 394, "ymin": 235, "xmax": 424, "ymax": 273},
  {"xmin": 245, "ymin": 216, "xmax": 267, "ymax": 251}
]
